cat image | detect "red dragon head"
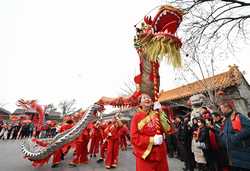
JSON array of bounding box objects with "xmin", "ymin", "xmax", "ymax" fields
[
  {"xmin": 17, "ymin": 99, "xmax": 36, "ymax": 110},
  {"xmin": 96, "ymin": 5, "xmax": 184, "ymax": 108},
  {"xmin": 135, "ymin": 5, "xmax": 184, "ymax": 67},
  {"xmin": 144, "ymin": 5, "xmax": 183, "ymax": 35}
]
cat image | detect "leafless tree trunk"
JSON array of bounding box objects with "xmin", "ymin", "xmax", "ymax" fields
[
  {"xmin": 44, "ymin": 104, "xmax": 57, "ymax": 114},
  {"xmin": 169, "ymin": 0, "xmax": 250, "ymax": 57},
  {"xmin": 168, "ymin": 0, "xmax": 249, "ymax": 108},
  {"xmin": 119, "ymin": 78, "xmax": 136, "ymax": 96},
  {"xmin": 58, "ymin": 99, "xmax": 76, "ymax": 115}
]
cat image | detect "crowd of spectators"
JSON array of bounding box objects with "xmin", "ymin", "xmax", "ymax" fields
[{"xmin": 167, "ymin": 101, "xmax": 250, "ymax": 171}]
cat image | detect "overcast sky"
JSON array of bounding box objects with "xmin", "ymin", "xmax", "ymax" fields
[{"xmin": 0, "ymin": 0, "xmax": 250, "ymax": 112}]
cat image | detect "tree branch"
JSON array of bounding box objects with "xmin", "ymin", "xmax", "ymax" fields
[{"xmin": 221, "ymin": 0, "xmax": 250, "ymax": 6}]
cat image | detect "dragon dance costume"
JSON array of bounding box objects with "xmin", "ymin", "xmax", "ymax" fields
[
  {"xmin": 69, "ymin": 125, "xmax": 90, "ymax": 166},
  {"xmin": 131, "ymin": 94, "xmax": 171, "ymax": 171},
  {"xmin": 89, "ymin": 122, "xmax": 102, "ymax": 157},
  {"xmin": 19, "ymin": 3, "xmax": 183, "ymax": 171},
  {"xmin": 104, "ymin": 118, "xmax": 123, "ymax": 169}
]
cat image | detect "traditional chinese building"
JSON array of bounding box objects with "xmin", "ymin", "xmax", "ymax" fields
[
  {"xmin": 12, "ymin": 108, "xmax": 37, "ymax": 120},
  {"xmin": 45, "ymin": 112, "xmax": 62, "ymax": 122},
  {"xmin": 0, "ymin": 107, "xmax": 11, "ymax": 120},
  {"xmin": 159, "ymin": 65, "xmax": 250, "ymax": 115}
]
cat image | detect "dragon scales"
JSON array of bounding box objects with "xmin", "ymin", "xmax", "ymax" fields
[
  {"xmin": 20, "ymin": 104, "xmax": 101, "ymax": 161},
  {"xmin": 20, "ymin": 4, "xmax": 183, "ymax": 163}
]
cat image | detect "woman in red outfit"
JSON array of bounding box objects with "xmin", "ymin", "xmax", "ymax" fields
[
  {"xmin": 51, "ymin": 119, "xmax": 74, "ymax": 168},
  {"xmin": 104, "ymin": 117, "xmax": 123, "ymax": 169},
  {"xmin": 96, "ymin": 121, "xmax": 111, "ymax": 163},
  {"xmin": 120, "ymin": 123, "xmax": 129, "ymax": 151},
  {"xmin": 89, "ymin": 121, "xmax": 102, "ymax": 157},
  {"xmin": 69, "ymin": 126, "xmax": 90, "ymax": 166},
  {"xmin": 130, "ymin": 94, "xmax": 171, "ymax": 171},
  {"xmin": 68, "ymin": 111, "xmax": 91, "ymax": 167}
]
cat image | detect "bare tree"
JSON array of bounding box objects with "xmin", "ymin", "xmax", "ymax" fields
[
  {"xmin": 175, "ymin": 58, "xmax": 219, "ymax": 108},
  {"xmin": 165, "ymin": 0, "xmax": 250, "ymax": 108},
  {"xmin": 119, "ymin": 78, "xmax": 136, "ymax": 96},
  {"xmin": 58, "ymin": 99, "xmax": 76, "ymax": 115},
  {"xmin": 166, "ymin": 0, "xmax": 250, "ymax": 60},
  {"xmin": 44, "ymin": 104, "xmax": 57, "ymax": 114}
]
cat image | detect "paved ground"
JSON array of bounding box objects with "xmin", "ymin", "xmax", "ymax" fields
[{"xmin": 0, "ymin": 140, "xmax": 184, "ymax": 171}]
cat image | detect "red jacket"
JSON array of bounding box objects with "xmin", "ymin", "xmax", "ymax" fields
[
  {"xmin": 105, "ymin": 123, "xmax": 122, "ymax": 140},
  {"xmin": 90, "ymin": 126, "xmax": 102, "ymax": 139},
  {"xmin": 130, "ymin": 110, "xmax": 167, "ymax": 161},
  {"xmin": 120, "ymin": 125, "xmax": 129, "ymax": 138},
  {"xmin": 59, "ymin": 123, "xmax": 73, "ymax": 133}
]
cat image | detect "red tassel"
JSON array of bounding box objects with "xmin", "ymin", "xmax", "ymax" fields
[{"xmin": 232, "ymin": 114, "xmax": 241, "ymax": 132}]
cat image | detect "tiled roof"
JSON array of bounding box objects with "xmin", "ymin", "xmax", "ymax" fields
[
  {"xmin": 159, "ymin": 65, "xmax": 243, "ymax": 102},
  {"xmin": 46, "ymin": 112, "xmax": 62, "ymax": 116},
  {"xmin": 12, "ymin": 109, "xmax": 37, "ymax": 115},
  {"xmin": 0, "ymin": 107, "xmax": 11, "ymax": 115}
]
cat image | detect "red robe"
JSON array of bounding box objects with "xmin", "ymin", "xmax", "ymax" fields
[
  {"xmin": 30, "ymin": 123, "xmax": 73, "ymax": 167},
  {"xmin": 89, "ymin": 125, "xmax": 102, "ymax": 156},
  {"xmin": 52, "ymin": 123, "xmax": 74, "ymax": 164},
  {"xmin": 130, "ymin": 110, "xmax": 169, "ymax": 171},
  {"xmin": 71, "ymin": 127, "xmax": 90, "ymax": 164},
  {"xmin": 105, "ymin": 123, "xmax": 121, "ymax": 167},
  {"xmin": 120, "ymin": 124, "xmax": 129, "ymax": 150},
  {"xmin": 99, "ymin": 123, "xmax": 109, "ymax": 159}
]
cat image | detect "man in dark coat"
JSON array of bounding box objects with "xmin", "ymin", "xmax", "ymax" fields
[
  {"xmin": 183, "ymin": 116, "xmax": 195, "ymax": 171},
  {"xmin": 211, "ymin": 112, "xmax": 229, "ymax": 171},
  {"xmin": 219, "ymin": 101, "xmax": 250, "ymax": 171}
]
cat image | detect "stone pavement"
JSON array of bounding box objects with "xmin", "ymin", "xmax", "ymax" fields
[{"xmin": 0, "ymin": 140, "xmax": 184, "ymax": 171}]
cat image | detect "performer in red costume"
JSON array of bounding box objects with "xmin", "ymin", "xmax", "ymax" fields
[
  {"xmin": 51, "ymin": 118, "xmax": 74, "ymax": 168},
  {"xmin": 96, "ymin": 121, "xmax": 110, "ymax": 163},
  {"xmin": 131, "ymin": 94, "xmax": 171, "ymax": 171},
  {"xmin": 120, "ymin": 122, "xmax": 129, "ymax": 151},
  {"xmin": 69, "ymin": 125, "xmax": 91, "ymax": 167},
  {"xmin": 89, "ymin": 121, "xmax": 102, "ymax": 158},
  {"xmin": 104, "ymin": 117, "xmax": 123, "ymax": 169},
  {"xmin": 31, "ymin": 118, "xmax": 75, "ymax": 168},
  {"xmin": 17, "ymin": 99, "xmax": 45, "ymax": 137}
]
